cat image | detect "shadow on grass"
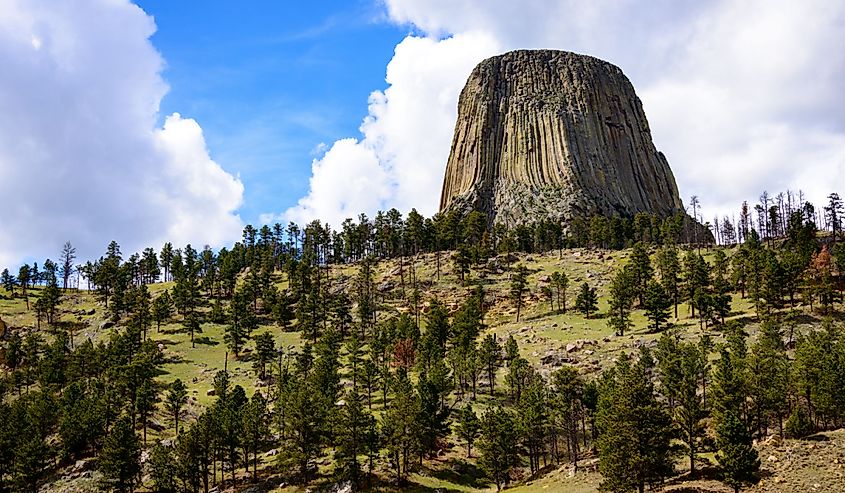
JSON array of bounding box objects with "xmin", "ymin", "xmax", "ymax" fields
[
  {"xmin": 805, "ymin": 433, "xmax": 831, "ymax": 442},
  {"xmin": 419, "ymin": 458, "xmax": 490, "ymax": 490},
  {"xmin": 192, "ymin": 336, "xmax": 219, "ymax": 346},
  {"xmin": 153, "ymin": 338, "xmax": 180, "ymax": 346}
]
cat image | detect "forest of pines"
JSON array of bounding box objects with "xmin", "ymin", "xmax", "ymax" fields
[{"xmin": 0, "ymin": 190, "xmax": 844, "ymax": 493}]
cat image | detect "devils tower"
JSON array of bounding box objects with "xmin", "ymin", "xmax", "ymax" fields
[{"xmin": 439, "ymin": 50, "xmax": 685, "ymax": 226}]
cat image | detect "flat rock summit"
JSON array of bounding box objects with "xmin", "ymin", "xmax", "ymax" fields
[{"xmin": 439, "ymin": 49, "xmax": 685, "ymax": 226}]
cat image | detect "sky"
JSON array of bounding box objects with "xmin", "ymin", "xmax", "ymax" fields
[{"xmin": 1, "ymin": 0, "xmax": 843, "ymax": 268}]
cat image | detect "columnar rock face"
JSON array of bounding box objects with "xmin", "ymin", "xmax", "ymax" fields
[{"xmin": 439, "ymin": 49, "xmax": 684, "ymax": 226}]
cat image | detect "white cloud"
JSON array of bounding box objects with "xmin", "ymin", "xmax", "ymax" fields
[
  {"xmin": 288, "ymin": 0, "xmax": 845, "ymax": 227},
  {"xmin": 0, "ymin": 0, "xmax": 243, "ymax": 268},
  {"xmin": 284, "ymin": 31, "xmax": 499, "ymax": 225}
]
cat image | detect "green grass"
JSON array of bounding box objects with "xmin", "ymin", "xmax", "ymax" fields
[{"xmin": 3, "ymin": 245, "xmax": 839, "ymax": 493}]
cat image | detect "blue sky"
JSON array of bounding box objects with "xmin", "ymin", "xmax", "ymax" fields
[
  {"xmin": 1, "ymin": 0, "xmax": 843, "ymax": 267},
  {"xmin": 136, "ymin": 0, "xmax": 407, "ymax": 223}
]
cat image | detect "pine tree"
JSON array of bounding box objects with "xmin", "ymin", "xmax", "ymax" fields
[
  {"xmin": 1, "ymin": 269, "xmax": 16, "ymax": 296},
  {"xmin": 252, "ymin": 332, "xmax": 276, "ymax": 380},
  {"xmin": 455, "ymin": 404, "xmax": 481, "ymax": 457},
  {"xmin": 335, "ymin": 390, "xmax": 371, "ymax": 488},
  {"xmin": 151, "ymin": 290, "xmax": 173, "ymax": 332},
  {"xmin": 478, "ymin": 407, "xmax": 520, "ymax": 491},
  {"xmin": 17, "ymin": 264, "xmax": 30, "ymax": 309},
  {"xmin": 550, "ymin": 271, "xmax": 569, "ymax": 313},
  {"xmin": 675, "ymin": 342, "xmax": 707, "ymax": 477},
  {"xmin": 226, "ymin": 290, "xmax": 256, "ymax": 357},
  {"xmin": 165, "ymin": 379, "xmax": 188, "ymax": 435},
  {"xmin": 716, "ymin": 411, "xmax": 759, "ymax": 493},
  {"xmin": 509, "ymin": 264, "xmax": 529, "ymax": 322},
  {"xmin": 575, "ymin": 282, "xmax": 598, "ymax": 318},
  {"xmin": 683, "ymin": 251, "xmax": 710, "ymax": 320},
  {"xmin": 278, "ymin": 374, "xmax": 322, "ymax": 484},
  {"xmin": 711, "ymin": 339, "xmax": 758, "ymax": 492},
  {"xmin": 59, "ymin": 241, "xmax": 76, "ymax": 292},
  {"xmin": 182, "ymin": 313, "xmax": 201, "ymax": 349},
  {"xmin": 416, "ymin": 370, "xmax": 450, "ymax": 458},
  {"xmin": 824, "ymin": 192, "xmax": 843, "ymax": 243},
  {"xmin": 747, "ymin": 320, "xmax": 789, "ymax": 437},
  {"xmin": 479, "ymin": 334, "xmax": 501, "ymax": 395},
  {"xmin": 149, "ymin": 441, "xmax": 178, "ymax": 493},
  {"xmin": 657, "ymin": 245, "xmax": 681, "ymax": 319},
  {"xmin": 14, "ymin": 433, "xmax": 50, "ymax": 493},
  {"xmin": 98, "ymin": 416, "xmax": 140, "ymax": 493},
  {"xmin": 517, "ymin": 376, "xmax": 548, "ymax": 476},
  {"xmin": 643, "ymin": 280, "xmax": 671, "ymax": 332},
  {"xmin": 242, "ymin": 392, "xmax": 268, "ymax": 482},
  {"xmin": 607, "ymin": 266, "xmax": 635, "ymax": 336},
  {"xmin": 135, "ymin": 377, "xmax": 159, "ymax": 445},
  {"xmin": 629, "ymin": 242, "xmax": 654, "ymax": 306},
  {"xmin": 130, "ymin": 284, "xmax": 151, "ymax": 341},
  {"xmin": 381, "ymin": 371, "xmax": 420, "ymax": 486},
  {"xmin": 550, "ymin": 366, "xmax": 584, "ymax": 466},
  {"xmin": 597, "ymin": 354, "xmax": 674, "ymax": 493}
]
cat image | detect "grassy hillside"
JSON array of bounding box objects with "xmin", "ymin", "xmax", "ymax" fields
[{"xmin": 1, "ymin": 245, "xmax": 842, "ymax": 492}]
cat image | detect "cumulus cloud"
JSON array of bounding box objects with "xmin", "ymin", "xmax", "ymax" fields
[
  {"xmin": 284, "ymin": 31, "xmax": 499, "ymax": 225},
  {"xmin": 0, "ymin": 0, "xmax": 243, "ymax": 268},
  {"xmin": 288, "ymin": 0, "xmax": 845, "ymax": 226}
]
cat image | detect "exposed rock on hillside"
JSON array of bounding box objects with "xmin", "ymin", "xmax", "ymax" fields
[{"xmin": 440, "ymin": 49, "xmax": 685, "ymax": 226}]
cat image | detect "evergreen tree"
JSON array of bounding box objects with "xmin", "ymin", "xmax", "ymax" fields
[
  {"xmin": 746, "ymin": 320, "xmax": 789, "ymax": 437},
  {"xmin": 226, "ymin": 290, "xmax": 256, "ymax": 357},
  {"xmin": 643, "ymin": 280, "xmax": 671, "ymax": 332},
  {"xmin": 597, "ymin": 354, "xmax": 674, "ymax": 493},
  {"xmin": 17, "ymin": 264, "xmax": 30, "ymax": 309},
  {"xmin": 182, "ymin": 313, "xmax": 201, "ymax": 349},
  {"xmin": 657, "ymin": 245, "xmax": 681, "ymax": 319},
  {"xmin": 335, "ymin": 390, "xmax": 371, "ymax": 489},
  {"xmin": 416, "ymin": 370, "xmax": 451, "ymax": 457},
  {"xmin": 716, "ymin": 411, "xmax": 759, "ymax": 493},
  {"xmin": 629, "ymin": 242, "xmax": 654, "ymax": 306},
  {"xmin": 151, "ymin": 290, "xmax": 173, "ymax": 332},
  {"xmin": 550, "ymin": 270, "xmax": 569, "ymax": 313},
  {"xmin": 59, "ymin": 241, "xmax": 76, "ymax": 291},
  {"xmin": 824, "ymin": 192, "xmax": 843, "ymax": 243},
  {"xmin": 381, "ymin": 371, "xmax": 420, "ymax": 486},
  {"xmin": 14, "ymin": 433, "xmax": 50, "ymax": 493},
  {"xmin": 574, "ymin": 282, "xmax": 598, "ymax": 318},
  {"xmin": 607, "ymin": 266, "xmax": 635, "ymax": 336},
  {"xmin": 683, "ymin": 251, "xmax": 710, "ymax": 320},
  {"xmin": 550, "ymin": 366, "xmax": 585, "ymax": 466},
  {"xmin": 242, "ymin": 392, "xmax": 268, "ymax": 482},
  {"xmin": 784, "ymin": 406, "xmax": 814, "ymax": 439},
  {"xmin": 166, "ymin": 379, "xmax": 188, "ymax": 435},
  {"xmin": 675, "ymin": 342, "xmax": 707, "ymax": 477},
  {"xmin": 135, "ymin": 377, "xmax": 159, "ymax": 445},
  {"xmin": 479, "ymin": 334, "xmax": 501, "ymax": 395},
  {"xmin": 149, "ymin": 442, "xmax": 178, "ymax": 493},
  {"xmin": 509, "ymin": 264, "xmax": 529, "ymax": 322},
  {"xmin": 477, "ymin": 407, "xmax": 520, "ymax": 491},
  {"xmin": 278, "ymin": 374, "xmax": 322, "ymax": 484},
  {"xmin": 1, "ymin": 268, "xmax": 16, "ymax": 295},
  {"xmin": 711, "ymin": 339, "xmax": 749, "ymax": 427},
  {"xmin": 252, "ymin": 332, "xmax": 276, "ymax": 380},
  {"xmin": 517, "ymin": 376, "xmax": 548, "ymax": 476},
  {"xmin": 98, "ymin": 416, "xmax": 140, "ymax": 493},
  {"xmin": 455, "ymin": 404, "xmax": 481, "ymax": 457}
]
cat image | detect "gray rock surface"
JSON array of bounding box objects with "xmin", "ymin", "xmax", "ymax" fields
[{"xmin": 440, "ymin": 49, "xmax": 685, "ymax": 226}]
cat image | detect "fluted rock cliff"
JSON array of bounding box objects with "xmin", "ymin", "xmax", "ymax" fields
[{"xmin": 440, "ymin": 50, "xmax": 685, "ymax": 227}]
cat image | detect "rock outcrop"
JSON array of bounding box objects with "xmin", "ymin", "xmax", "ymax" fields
[{"xmin": 440, "ymin": 50, "xmax": 685, "ymax": 227}]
